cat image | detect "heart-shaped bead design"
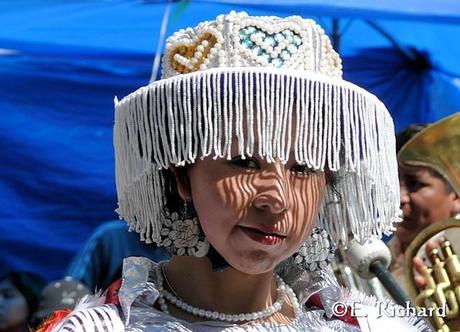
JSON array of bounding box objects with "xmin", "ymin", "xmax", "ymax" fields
[
  {"xmin": 170, "ymin": 32, "xmax": 218, "ymax": 74},
  {"xmin": 238, "ymin": 26, "xmax": 303, "ymax": 68}
]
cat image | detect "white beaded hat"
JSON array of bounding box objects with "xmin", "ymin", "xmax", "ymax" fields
[{"xmin": 114, "ymin": 11, "xmax": 400, "ymax": 246}]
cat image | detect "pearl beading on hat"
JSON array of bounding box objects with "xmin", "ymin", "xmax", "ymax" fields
[
  {"xmin": 161, "ymin": 11, "xmax": 342, "ymax": 79},
  {"xmin": 155, "ymin": 263, "xmax": 300, "ymax": 322},
  {"xmin": 114, "ymin": 11, "xmax": 401, "ymax": 249}
]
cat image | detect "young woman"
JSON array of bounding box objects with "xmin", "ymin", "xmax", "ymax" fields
[{"xmin": 46, "ymin": 12, "xmax": 429, "ymax": 331}]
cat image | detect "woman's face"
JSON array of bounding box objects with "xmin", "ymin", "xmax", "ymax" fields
[
  {"xmin": 176, "ymin": 146, "xmax": 326, "ymax": 274},
  {"xmin": 0, "ymin": 279, "xmax": 29, "ymax": 331},
  {"xmin": 397, "ymin": 166, "xmax": 460, "ymax": 241}
]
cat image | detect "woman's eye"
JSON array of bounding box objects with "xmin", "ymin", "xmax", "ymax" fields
[
  {"xmin": 1, "ymin": 290, "xmax": 17, "ymax": 299},
  {"xmin": 404, "ymin": 177, "xmax": 425, "ymax": 191},
  {"xmin": 291, "ymin": 164, "xmax": 315, "ymax": 175},
  {"xmin": 231, "ymin": 156, "xmax": 260, "ymax": 169}
]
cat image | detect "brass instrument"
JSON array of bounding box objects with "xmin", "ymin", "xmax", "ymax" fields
[{"xmin": 405, "ymin": 219, "xmax": 460, "ymax": 332}]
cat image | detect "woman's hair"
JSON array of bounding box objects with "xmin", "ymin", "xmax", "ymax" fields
[
  {"xmin": 396, "ymin": 123, "xmax": 429, "ymax": 153},
  {"xmin": 161, "ymin": 167, "xmax": 188, "ymax": 218},
  {"xmin": 0, "ymin": 271, "xmax": 47, "ymax": 318}
]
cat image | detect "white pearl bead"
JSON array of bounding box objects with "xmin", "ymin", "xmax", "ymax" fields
[{"xmin": 212, "ymin": 312, "xmax": 219, "ymax": 319}]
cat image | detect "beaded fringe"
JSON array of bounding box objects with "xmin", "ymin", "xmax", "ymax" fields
[{"xmin": 114, "ymin": 67, "xmax": 400, "ymax": 246}]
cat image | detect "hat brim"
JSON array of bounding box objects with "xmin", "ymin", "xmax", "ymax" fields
[{"xmin": 114, "ymin": 67, "xmax": 400, "ymax": 245}]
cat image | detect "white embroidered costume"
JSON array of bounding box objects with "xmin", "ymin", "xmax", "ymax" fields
[{"xmin": 52, "ymin": 257, "xmax": 429, "ymax": 332}]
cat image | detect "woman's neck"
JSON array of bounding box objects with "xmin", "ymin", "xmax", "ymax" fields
[{"xmin": 162, "ymin": 256, "xmax": 294, "ymax": 323}]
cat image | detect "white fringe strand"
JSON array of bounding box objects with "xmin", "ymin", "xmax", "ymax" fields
[{"xmin": 114, "ymin": 67, "xmax": 400, "ymax": 246}]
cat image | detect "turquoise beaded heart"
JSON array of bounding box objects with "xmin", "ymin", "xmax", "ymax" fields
[{"xmin": 238, "ymin": 26, "xmax": 302, "ymax": 67}]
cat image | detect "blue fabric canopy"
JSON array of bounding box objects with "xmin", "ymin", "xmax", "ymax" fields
[{"xmin": 1, "ymin": 0, "xmax": 459, "ymax": 280}]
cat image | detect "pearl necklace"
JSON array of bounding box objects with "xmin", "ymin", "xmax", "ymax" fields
[{"xmin": 155, "ymin": 263, "xmax": 301, "ymax": 323}]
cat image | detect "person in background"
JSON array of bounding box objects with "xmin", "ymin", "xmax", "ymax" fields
[
  {"xmin": 0, "ymin": 271, "xmax": 46, "ymax": 332},
  {"xmin": 30, "ymin": 276, "xmax": 90, "ymax": 329},
  {"xmin": 66, "ymin": 220, "xmax": 169, "ymax": 291},
  {"xmin": 388, "ymin": 113, "xmax": 460, "ymax": 290}
]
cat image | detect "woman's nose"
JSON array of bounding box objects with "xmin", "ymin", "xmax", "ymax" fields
[
  {"xmin": 400, "ymin": 181, "xmax": 410, "ymax": 205},
  {"xmin": 253, "ymin": 166, "xmax": 290, "ymax": 214}
]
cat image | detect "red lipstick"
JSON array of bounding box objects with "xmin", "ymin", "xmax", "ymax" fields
[{"xmin": 239, "ymin": 226, "xmax": 286, "ymax": 246}]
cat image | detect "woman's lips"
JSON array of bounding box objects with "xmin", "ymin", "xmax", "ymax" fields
[{"xmin": 238, "ymin": 226, "xmax": 286, "ymax": 246}]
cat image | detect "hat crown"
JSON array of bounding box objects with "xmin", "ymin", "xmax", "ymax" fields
[{"xmin": 162, "ymin": 11, "xmax": 342, "ymax": 79}]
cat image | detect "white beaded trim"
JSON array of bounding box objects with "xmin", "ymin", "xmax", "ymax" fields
[
  {"xmin": 155, "ymin": 263, "xmax": 300, "ymax": 323},
  {"xmin": 114, "ymin": 67, "xmax": 401, "ymax": 246}
]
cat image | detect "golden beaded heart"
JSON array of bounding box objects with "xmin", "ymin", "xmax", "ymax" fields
[{"xmin": 170, "ymin": 33, "xmax": 218, "ymax": 74}]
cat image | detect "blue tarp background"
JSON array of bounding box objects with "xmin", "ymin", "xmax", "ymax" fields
[{"xmin": 1, "ymin": 0, "xmax": 459, "ymax": 280}]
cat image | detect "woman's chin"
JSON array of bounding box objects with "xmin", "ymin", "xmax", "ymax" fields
[{"xmin": 221, "ymin": 250, "xmax": 284, "ymax": 275}]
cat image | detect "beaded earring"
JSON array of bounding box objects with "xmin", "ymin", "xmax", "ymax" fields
[
  {"xmin": 293, "ymin": 227, "xmax": 336, "ymax": 272},
  {"xmin": 159, "ymin": 201, "xmax": 209, "ymax": 257}
]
